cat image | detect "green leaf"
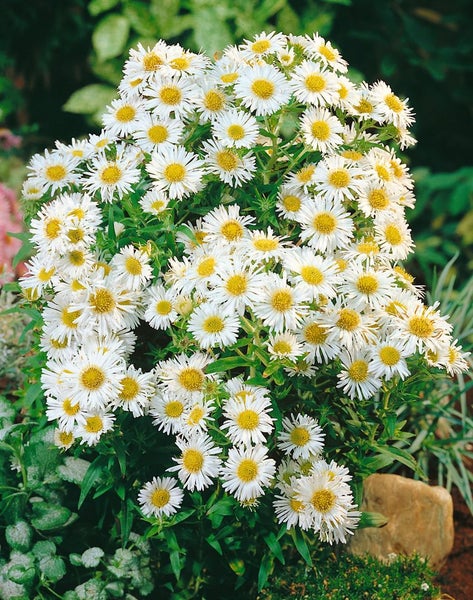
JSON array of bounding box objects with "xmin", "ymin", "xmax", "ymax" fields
[
  {"xmin": 206, "ymin": 355, "xmax": 250, "ymax": 373},
  {"xmin": 192, "ymin": 5, "xmax": 233, "ymax": 56},
  {"xmin": 93, "ymin": 14, "xmax": 130, "ymax": 62},
  {"xmin": 205, "ymin": 534, "xmax": 223, "ymax": 555},
  {"xmin": 359, "ymin": 511, "xmax": 389, "ymax": 528},
  {"xmin": 289, "ymin": 528, "xmax": 312, "ymax": 566},
  {"xmin": 78, "ymin": 455, "xmax": 106, "ymax": 508},
  {"xmin": 88, "ymin": 0, "xmax": 120, "ymax": 16},
  {"xmin": 264, "ymin": 532, "xmax": 285, "ymax": 564},
  {"xmin": 123, "ymin": 3, "xmax": 159, "ymax": 37},
  {"xmin": 63, "ymin": 84, "xmax": 117, "ymax": 115},
  {"xmin": 31, "ymin": 503, "xmax": 76, "ymax": 531},
  {"xmin": 257, "ymin": 553, "xmax": 273, "ymax": 591}
]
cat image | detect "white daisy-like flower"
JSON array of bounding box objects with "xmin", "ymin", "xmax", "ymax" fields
[
  {"xmin": 102, "ymin": 97, "xmax": 143, "ymax": 137},
  {"xmin": 356, "ymin": 182, "xmax": 400, "ymax": 218},
  {"xmin": 82, "ymin": 150, "xmax": 141, "ymax": 203},
  {"xmin": 113, "ymin": 364, "xmax": 155, "ymax": 417},
  {"xmin": 210, "ymin": 258, "xmax": 265, "ymax": 315},
  {"xmin": 337, "ymin": 350, "xmax": 382, "ymax": 400},
  {"xmin": 212, "ymin": 109, "xmax": 260, "ymax": 148},
  {"xmin": 285, "ymin": 162, "xmax": 318, "ymax": 192},
  {"xmin": 193, "ymin": 79, "xmax": 230, "ymax": 123},
  {"xmin": 277, "ymin": 46, "xmax": 295, "ymax": 67},
  {"xmin": 182, "ymin": 399, "xmax": 215, "ymax": 436},
  {"xmin": 350, "ymin": 82, "xmax": 383, "ymax": 122},
  {"xmin": 133, "ymin": 113, "xmax": 184, "ymax": 154},
  {"xmin": 313, "ymin": 155, "xmax": 365, "ymax": 202},
  {"xmin": 371, "ymin": 80, "xmax": 415, "ymax": 129},
  {"xmin": 168, "ymin": 433, "xmax": 221, "ymax": 492},
  {"xmin": 138, "ymin": 476, "xmax": 184, "ymax": 519},
  {"xmin": 110, "ymin": 244, "xmax": 153, "ymax": 290},
  {"xmin": 22, "ymin": 177, "xmax": 46, "ymax": 200},
  {"xmin": 234, "ymin": 63, "xmax": 291, "ymax": 116},
  {"xmin": 55, "ymin": 137, "xmax": 92, "ymax": 161},
  {"xmin": 146, "ymin": 146, "xmax": 206, "ymax": 200},
  {"xmin": 221, "ymin": 393, "xmax": 274, "ymax": 447},
  {"xmin": 139, "ymin": 188, "xmax": 170, "ymax": 216},
  {"xmin": 124, "ymin": 41, "xmax": 168, "ymax": 79},
  {"xmin": 238, "ymin": 227, "xmax": 287, "ymax": 264},
  {"xmin": 302, "ymin": 34, "xmax": 348, "ymax": 73},
  {"xmin": 86, "ymin": 131, "xmax": 115, "ymax": 155},
  {"xmin": 273, "ymin": 481, "xmax": 312, "ymax": 530},
  {"xmin": 276, "ymin": 185, "xmax": 311, "ymax": 221},
  {"xmin": 19, "ymin": 255, "xmax": 58, "ymax": 300},
  {"xmin": 42, "ymin": 293, "xmax": 84, "ymax": 345},
  {"xmin": 149, "ymin": 391, "xmax": 188, "ymax": 436},
  {"xmin": 267, "ymin": 332, "xmax": 304, "ymax": 360},
  {"xmin": 220, "ymin": 444, "xmax": 276, "ymax": 502},
  {"xmin": 283, "ymin": 247, "xmax": 340, "ymax": 301},
  {"xmin": 163, "ymin": 44, "xmax": 210, "ymax": 77},
  {"xmin": 157, "ymin": 352, "xmax": 213, "ymax": 401},
  {"xmin": 320, "ymin": 299, "xmax": 377, "ymax": 351},
  {"xmin": 253, "ymin": 272, "xmax": 310, "ymax": 333},
  {"xmin": 239, "ymin": 31, "xmax": 287, "ymax": 61},
  {"xmin": 210, "ymin": 56, "xmax": 241, "ymax": 88},
  {"xmin": 334, "ymin": 75, "xmax": 360, "ymax": 110},
  {"xmin": 299, "ymin": 198, "xmax": 354, "ymax": 253},
  {"xmin": 27, "ymin": 149, "xmax": 78, "ymax": 194},
  {"xmin": 369, "ymin": 339, "xmax": 411, "ymax": 381},
  {"xmin": 202, "ymin": 139, "xmax": 256, "ymax": 187},
  {"xmin": 300, "ymin": 107, "xmax": 344, "ymax": 154},
  {"xmin": 277, "ymin": 413, "xmax": 325, "ymax": 460},
  {"xmin": 54, "ymin": 428, "xmax": 76, "ymax": 450},
  {"xmin": 201, "ymin": 204, "xmax": 255, "ymax": 245},
  {"xmin": 75, "ymin": 410, "xmax": 116, "ymax": 446},
  {"xmin": 296, "ymin": 315, "xmax": 341, "ymax": 364},
  {"xmin": 143, "ymin": 74, "xmax": 198, "ymax": 118},
  {"xmin": 188, "ymin": 302, "xmax": 240, "ymax": 349},
  {"xmin": 45, "ymin": 395, "xmax": 85, "ymax": 433},
  {"xmin": 374, "ymin": 212, "xmax": 414, "ymax": 260},
  {"xmin": 284, "ymin": 357, "xmax": 318, "ymax": 378},
  {"xmin": 339, "ymin": 263, "xmax": 396, "ymax": 310},
  {"xmin": 289, "ymin": 61, "xmax": 339, "ymax": 107},
  {"xmin": 143, "ymin": 283, "xmax": 179, "ymax": 330}
]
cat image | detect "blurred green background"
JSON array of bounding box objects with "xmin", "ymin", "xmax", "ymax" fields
[{"xmin": 1, "ymin": 0, "xmax": 472, "ymax": 284}]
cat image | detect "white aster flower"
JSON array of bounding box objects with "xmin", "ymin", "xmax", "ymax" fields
[
  {"xmin": 110, "ymin": 244, "xmax": 153, "ymax": 290},
  {"xmin": 133, "ymin": 113, "xmax": 184, "ymax": 153},
  {"xmin": 147, "ymin": 146, "xmax": 206, "ymax": 200},
  {"xmin": 267, "ymin": 332, "xmax": 303, "ymax": 360},
  {"xmin": 138, "ymin": 476, "xmax": 184, "ymax": 518},
  {"xmin": 277, "ymin": 413, "xmax": 325, "ymax": 460},
  {"xmin": 299, "ymin": 198, "xmax": 354, "ymax": 253},
  {"xmin": 313, "ymin": 155, "xmax": 365, "ymax": 202},
  {"xmin": 303, "ymin": 34, "xmax": 348, "ymax": 73},
  {"xmin": 149, "ymin": 391, "xmax": 188, "ymax": 436},
  {"xmin": 212, "ymin": 109, "xmax": 260, "ymax": 148},
  {"xmin": 369, "ymin": 339, "xmax": 411, "ymax": 380},
  {"xmin": 284, "ymin": 247, "xmax": 340, "ymax": 301},
  {"xmin": 27, "ymin": 149, "xmax": 78, "ymax": 194},
  {"xmin": 300, "ymin": 107, "xmax": 344, "ymax": 154},
  {"xmin": 102, "ymin": 97, "xmax": 144, "ymax": 137},
  {"xmin": 139, "ymin": 188, "xmax": 170, "ymax": 216},
  {"xmin": 113, "ymin": 365, "xmax": 155, "ymax": 416},
  {"xmin": 239, "ymin": 31, "xmax": 287, "ymax": 61},
  {"xmin": 143, "ymin": 283, "xmax": 179, "ymax": 330},
  {"xmin": 201, "ymin": 203, "xmax": 255, "ymax": 245},
  {"xmin": 202, "ymin": 139, "xmax": 256, "ymax": 187},
  {"xmin": 234, "ymin": 63, "xmax": 291, "ymax": 116},
  {"xmin": 187, "ymin": 302, "xmax": 240, "ymax": 349},
  {"xmin": 290, "ymin": 61, "xmax": 339, "ymax": 106},
  {"xmin": 297, "ymin": 315, "xmax": 341, "ymax": 364},
  {"xmin": 276, "ymin": 185, "xmax": 311, "ymax": 221},
  {"xmin": 168, "ymin": 433, "xmax": 221, "ymax": 492},
  {"xmin": 337, "ymin": 350, "xmax": 382, "ymax": 400},
  {"xmin": 220, "ymin": 444, "xmax": 276, "ymax": 502},
  {"xmin": 82, "ymin": 150, "xmax": 141, "ymax": 203},
  {"xmin": 221, "ymin": 393, "xmax": 274, "ymax": 447},
  {"xmin": 75, "ymin": 410, "xmax": 116, "ymax": 445},
  {"xmin": 157, "ymin": 352, "xmax": 213, "ymax": 401},
  {"xmin": 143, "ymin": 74, "xmax": 198, "ymax": 119}
]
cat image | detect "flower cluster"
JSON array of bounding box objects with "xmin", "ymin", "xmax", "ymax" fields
[{"xmin": 20, "ymin": 32, "xmax": 469, "ymax": 543}]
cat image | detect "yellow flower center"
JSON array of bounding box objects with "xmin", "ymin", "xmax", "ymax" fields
[
  {"xmin": 68, "ymin": 206, "xmax": 85, "ymax": 219},
  {"xmin": 203, "ymin": 89, "xmax": 225, "ymax": 112},
  {"xmin": 100, "ymin": 165, "xmax": 122, "ymax": 185},
  {"xmin": 251, "ymin": 78, "xmax": 275, "ymax": 99},
  {"xmin": 408, "ymin": 315, "xmax": 435, "ymax": 339},
  {"xmin": 80, "ymin": 366, "xmax": 106, "ymax": 391},
  {"xmin": 159, "ymin": 86, "xmax": 182, "ymax": 105},
  {"xmin": 115, "ymin": 105, "xmax": 136, "ymax": 122},
  {"xmin": 165, "ymin": 401, "xmax": 184, "ymax": 418},
  {"xmin": 125, "ymin": 256, "xmax": 142, "ymax": 276},
  {"xmin": 282, "ymin": 194, "xmax": 301, "ymax": 212},
  {"xmin": 300, "ymin": 265, "xmax": 324, "ymax": 285},
  {"xmin": 156, "ymin": 299, "xmax": 172, "ymax": 315},
  {"xmin": 385, "ymin": 300, "xmax": 406, "ymax": 317},
  {"xmin": 394, "ymin": 266, "xmax": 414, "ymax": 283},
  {"xmin": 221, "ymin": 72, "xmax": 239, "ymax": 84},
  {"xmin": 196, "ymin": 257, "xmax": 216, "ymax": 278},
  {"xmin": 271, "ymin": 289, "xmax": 293, "ymax": 312},
  {"xmin": 119, "ymin": 376, "xmax": 140, "ymax": 401},
  {"xmin": 319, "ymin": 44, "xmax": 337, "ymax": 62},
  {"xmin": 143, "ymin": 52, "xmax": 163, "ymax": 71},
  {"xmin": 202, "ymin": 315, "xmax": 225, "ymax": 334},
  {"xmin": 220, "ymin": 220, "xmax": 244, "ymax": 241},
  {"xmin": 236, "ymin": 409, "xmax": 260, "ymax": 430},
  {"xmin": 62, "ymin": 398, "xmax": 80, "ymax": 416},
  {"xmin": 178, "ymin": 368, "xmax": 204, "ymax": 392},
  {"xmin": 379, "ymin": 346, "xmax": 401, "ymax": 366},
  {"xmin": 164, "ymin": 163, "xmax": 186, "ymax": 183},
  {"xmin": 227, "ymin": 124, "xmax": 245, "ymax": 140},
  {"xmin": 290, "ymin": 426, "xmax": 310, "ymax": 446},
  {"xmin": 225, "ymin": 274, "xmax": 248, "ymax": 296},
  {"xmin": 341, "ymin": 150, "xmax": 363, "ymax": 161},
  {"xmin": 148, "ymin": 124, "xmax": 168, "ymax": 144},
  {"xmin": 182, "ymin": 448, "xmax": 204, "ymax": 473},
  {"xmin": 61, "ymin": 307, "xmax": 81, "ymax": 328},
  {"xmin": 304, "ymin": 322, "xmax": 328, "ymax": 345},
  {"xmin": 67, "ymin": 228, "xmax": 84, "ymax": 244},
  {"xmin": 273, "ymin": 339, "xmax": 293, "ymax": 354},
  {"xmin": 328, "ymin": 169, "xmax": 350, "ymax": 188},
  {"xmin": 290, "ymin": 498, "xmax": 305, "ymax": 512},
  {"xmin": 297, "ymin": 165, "xmax": 315, "ymax": 183},
  {"xmin": 356, "ymin": 274, "xmax": 379, "ymax": 295},
  {"xmin": 305, "ymin": 73, "xmax": 326, "ymax": 93},
  {"xmin": 151, "ymin": 488, "xmax": 170, "ymax": 508},
  {"xmin": 38, "ymin": 266, "xmax": 55, "ymax": 282},
  {"xmin": 385, "ymin": 93, "xmax": 404, "ymax": 113},
  {"xmin": 253, "ymin": 237, "xmax": 278, "ymax": 252},
  {"xmin": 337, "ymin": 308, "xmax": 360, "ymax": 331},
  {"xmin": 251, "ymin": 39, "xmax": 271, "ymax": 54},
  {"xmin": 311, "ymin": 488, "xmax": 335, "ymax": 513},
  {"xmin": 57, "ymin": 431, "xmax": 74, "ymax": 446},
  {"xmin": 85, "ymin": 415, "xmax": 104, "ymax": 433},
  {"xmin": 384, "ymin": 224, "xmax": 403, "ymax": 246},
  {"xmin": 310, "ymin": 120, "xmax": 330, "ymax": 141},
  {"xmin": 151, "ymin": 200, "xmax": 166, "ymax": 212},
  {"xmin": 368, "ymin": 188, "xmax": 389, "ymax": 210},
  {"xmin": 237, "ymin": 458, "xmax": 258, "ymax": 482},
  {"xmin": 357, "ymin": 241, "xmax": 379, "ymax": 255},
  {"xmin": 171, "ymin": 56, "xmax": 191, "ymax": 71},
  {"xmin": 45, "ymin": 165, "xmax": 67, "ymax": 182},
  {"xmin": 187, "ymin": 405, "xmax": 205, "ymax": 425},
  {"xmin": 90, "ymin": 288, "xmax": 116, "ymax": 313},
  {"xmin": 348, "ymin": 360, "xmax": 369, "ymax": 382},
  {"xmin": 375, "ymin": 164, "xmax": 391, "ymax": 181},
  {"xmin": 355, "ymin": 98, "xmax": 373, "ymax": 114},
  {"xmin": 216, "ymin": 150, "xmax": 239, "ymax": 171},
  {"xmin": 45, "ymin": 218, "xmax": 62, "ymax": 239},
  {"xmin": 313, "ymin": 212, "xmax": 336, "ymax": 234},
  {"xmin": 50, "ymin": 337, "xmax": 68, "ymax": 349}
]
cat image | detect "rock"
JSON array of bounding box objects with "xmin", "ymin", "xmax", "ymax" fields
[{"xmin": 349, "ymin": 473, "xmax": 454, "ymax": 568}]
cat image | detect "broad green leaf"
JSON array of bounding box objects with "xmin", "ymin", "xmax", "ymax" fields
[
  {"xmin": 205, "ymin": 534, "xmax": 223, "ymax": 555},
  {"xmin": 289, "ymin": 528, "xmax": 312, "ymax": 566},
  {"xmin": 123, "ymin": 3, "xmax": 159, "ymax": 37},
  {"xmin": 192, "ymin": 5, "xmax": 233, "ymax": 56},
  {"xmin": 78, "ymin": 455, "xmax": 106, "ymax": 508},
  {"xmin": 257, "ymin": 553, "xmax": 273, "ymax": 591},
  {"xmin": 206, "ymin": 355, "xmax": 250, "ymax": 373},
  {"xmin": 88, "ymin": 0, "xmax": 120, "ymax": 17},
  {"xmin": 264, "ymin": 532, "xmax": 285, "ymax": 564},
  {"xmin": 63, "ymin": 84, "xmax": 117, "ymax": 115},
  {"xmin": 92, "ymin": 15, "xmax": 130, "ymax": 62},
  {"xmin": 359, "ymin": 511, "xmax": 388, "ymax": 528}
]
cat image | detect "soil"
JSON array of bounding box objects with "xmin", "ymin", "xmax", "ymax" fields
[{"xmin": 437, "ymin": 487, "xmax": 473, "ymax": 600}]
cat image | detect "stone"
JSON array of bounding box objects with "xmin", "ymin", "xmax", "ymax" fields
[{"xmin": 349, "ymin": 473, "xmax": 454, "ymax": 568}]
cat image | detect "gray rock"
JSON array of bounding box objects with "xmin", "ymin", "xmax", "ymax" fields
[{"xmin": 349, "ymin": 473, "xmax": 454, "ymax": 568}]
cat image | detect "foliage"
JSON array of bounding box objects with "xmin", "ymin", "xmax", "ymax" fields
[{"xmin": 256, "ymin": 551, "xmax": 441, "ymax": 600}]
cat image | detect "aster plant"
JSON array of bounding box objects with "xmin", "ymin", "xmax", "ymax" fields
[{"xmin": 19, "ymin": 30, "xmax": 469, "ymax": 583}]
